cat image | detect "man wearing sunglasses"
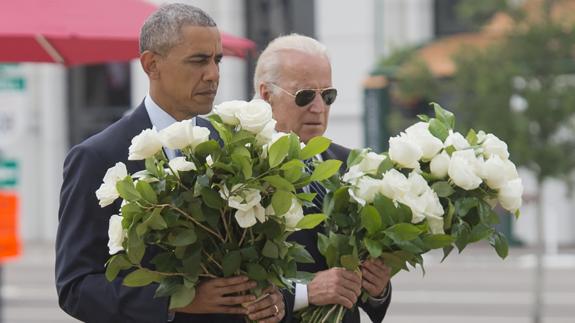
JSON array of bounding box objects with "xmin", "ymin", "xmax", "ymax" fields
[{"xmin": 253, "ymin": 34, "xmax": 392, "ymax": 323}]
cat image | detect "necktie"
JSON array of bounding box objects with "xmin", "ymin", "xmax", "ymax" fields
[{"xmin": 304, "ymin": 158, "xmax": 327, "ymax": 213}]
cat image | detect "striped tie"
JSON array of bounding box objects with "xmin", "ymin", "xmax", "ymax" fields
[{"xmin": 304, "ymin": 159, "xmax": 327, "ymax": 213}]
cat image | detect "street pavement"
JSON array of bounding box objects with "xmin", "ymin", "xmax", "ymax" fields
[{"xmin": 1, "ymin": 242, "xmax": 574, "ymax": 323}]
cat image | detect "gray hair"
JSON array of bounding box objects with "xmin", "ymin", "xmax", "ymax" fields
[
  {"xmin": 140, "ymin": 3, "xmax": 216, "ymax": 55},
  {"xmin": 253, "ymin": 33, "xmax": 330, "ymax": 98}
]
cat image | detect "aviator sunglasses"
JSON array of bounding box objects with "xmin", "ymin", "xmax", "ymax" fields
[{"xmin": 269, "ymin": 83, "xmax": 338, "ymax": 107}]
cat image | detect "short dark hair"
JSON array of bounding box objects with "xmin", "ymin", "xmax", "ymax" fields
[{"xmin": 139, "ymin": 3, "xmax": 216, "ymax": 55}]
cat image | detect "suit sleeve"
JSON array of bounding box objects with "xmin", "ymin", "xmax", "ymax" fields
[
  {"xmin": 55, "ymin": 145, "xmax": 169, "ymax": 323},
  {"xmin": 280, "ymin": 286, "xmax": 295, "ymax": 323},
  {"xmin": 358, "ymin": 283, "xmax": 392, "ymax": 323}
]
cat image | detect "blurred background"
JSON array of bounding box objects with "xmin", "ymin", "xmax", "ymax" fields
[{"xmin": 1, "ymin": 0, "xmax": 574, "ymax": 322}]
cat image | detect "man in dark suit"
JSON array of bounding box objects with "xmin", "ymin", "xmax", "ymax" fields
[
  {"xmin": 56, "ymin": 4, "xmax": 286, "ymax": 323},
  {"xmin": 253, "ymin": 34, "xmax": 392, "ymax": 323}
]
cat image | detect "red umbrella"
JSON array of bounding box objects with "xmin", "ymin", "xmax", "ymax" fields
[{"xmin": 0, "ymin": 0, "xmax": 255, "ymax": 66}]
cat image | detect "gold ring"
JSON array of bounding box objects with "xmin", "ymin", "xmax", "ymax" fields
[{"xmin": 273, "ymin": 304, "xmax": 279, "ymax": 315}]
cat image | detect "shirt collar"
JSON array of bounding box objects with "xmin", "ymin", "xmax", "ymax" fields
[{"xmin": 144, "ymin": 95, "xmax": 196, "ymax": 131}]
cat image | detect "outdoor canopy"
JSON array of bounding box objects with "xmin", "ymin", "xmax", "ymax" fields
[{"xmin": 0, "ymin": 0, "xmax": 256, "ymax": 66}]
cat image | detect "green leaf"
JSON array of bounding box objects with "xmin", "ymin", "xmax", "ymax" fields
[
  {"xmin": 489, "ymin": 231, "xmax": 509, "ymax": 259},
  {"xmin": 209, "ymin": 119, "xmax": 232, "ymax": 145},
  {"xmin": 201, "ymin": 187, "xmax": 225, "ymax": 209},
  {"xmin": 246, "ymin": 263, "xmax": 268, "ymax": 281},
  {"xmin": 346, "ymin": 149, "xmax": 364, "ymax": 168},
  {"xmin": 300, "ymin": 136, "xmax": 331, "ymax": 160},
  {"xmin": 466, "ymin": 129, "xmax": 478, "ymax": 146},
  {"xmin": 455, "ymin": 197, "xmax": 479, "ymax": 217},
  {"xmin": 231, "ymin": 153, "xmax": 252, "ymax": 178},
  {"xmin": 428, "ymin": 118, "xmax": 449, "ymax": 142},
  {"xmin": 145, "ymin": 158, "xmax": 160, "ymax": 178},
  {"xmin": 268, "ymin": 135, "xmax": 290, "ymax": 168},
  {"xmin": 262, "ymin": 240, "xmax": 279, "ymax": 259},
  {"xmin": 105, "ymin": 254, "xmax": 132, "ymax": 282},
  {"xmin": 222, "ymin": 250, "xmax": 242, "ymax": 277},
  {"xmin": 453, "ymin": 222, "xmax": 471, "ymax": 252},
  {"xmin": 280, "ymin": 159, "xmax": 305, "ymax": 171},
  {"xmin": 417, "ymin": 114, "xmax": 430, "ymax": 122},
  {"xmin": 123, "ymin": 268, "xmax": 161, "ymax": 287},
  {"xmin": 289, "ymin": 244, "xmax": 315, "ymax": 264},
  {"xmin": 127, "ymin": 226, "xmax": 145, "ymax": 264},
  {"xmin": 296, "ymin": 192, "xmax": 316, "ymax": 203},
  {"xmin": 310, "ymin": 160, "xmax": 342, "ymax": 181},
  {"xmin": 136, "ymin": 180, "xmax": 157, "ymax": 204},
  {"xmin": 264, "ymin": 175, "xmax": 295, "ymax": 191},
  {"xmin": 441, "ymin": 245, "xmax": 454, "ymax": 262},
  {"xmin": 373, "ymin": 194, "xmax": 397, "ymax": 227},
  {"xmin": 340, "ymin": 254, "xmax": 360, "ymax": 271},
  {"xmin": 116, "ymin": 177, "xmax": 141, "ymax": 201},
  {"xmin": 169, "ymin": 286, "xmax": 196, "ymax": 309},
  {"xmin": 194, "ymin": 140, "xmax": 220, "ymax": 159},
  {"xmin": 422, "ymin": 234, "xmax": 455, "ymax": 249},
  {"xmin": 154, "ymin": 277, "xmax": 181, "ymax": 298},
  {"xmin": 431, "ymin": 102, "xmax": 455, "ymax": 129},
  {"xmin": 168, "ymin": 228, "xmax": 197, "ymax": 247},
  {"xmin": 272, "ymin": 190, "xmax": 293, "ymax": 216},
  {"xmin": 468, "ymin": 224, "xmax": 494, "ymax": 243},
  {"xmin": 431, "ymin": 181, "xmax": 455, "ymax": 197},
  {"xmin": 364, "ymin": 238, "xmax": 383, "ymax": 258},
  {"xmin": 384, "ymin": 223, "xmax": 424, "ymax": 242},
  {"xmin": 296, "ymin": 213, "xmax": 326, "ymax": 229},
  {"xmin": 443, "ymin": 200, "xmax": 455, "ymax": 231},
  {"xmin": 361, "ymin": 205, "xmax": 382, "ymax": 235}
]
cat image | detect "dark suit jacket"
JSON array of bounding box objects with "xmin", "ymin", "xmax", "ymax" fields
[
  {"xmin": 287, "ymin": 143, "xmax": 392, "ymax": 323},
  {"xmin": 56, "ymin": 103, "xmax": 271, "ymax": 323}
]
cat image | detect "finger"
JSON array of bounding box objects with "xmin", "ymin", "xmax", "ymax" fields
[
  {"xmin": 248, "ymin": 300, "xmax": 281, "ymax": 321},
  {"xmin": 361, "ymin": 266, "xmax": 382, "ymax": 285},
  {"xmin": 246, "ymin": 293, "xmax": 273, "ymax": 313},
  {"xmin": 335, "ymin": 284, "xmax": 360, "ymax": 307},
  {"xmin": 362, "ymin": 262, "xmax": 389, "ymax": 280},
  {"xmin": 258, "ymin": 308, "xmax": 285, "ymax": 323},
  {"xmin": 218, "ymin": 280, "xmax": 258, "ymax": 295},
  {"xmin": 212, "ymin": 275, "xmax": 251, "ymax": 288},
  {"xmin": 361, "ymin": 278, "xmax": 379, "ymax": 296},
  {"xmin": 336, "ymin": 268, "xmax": 362, "ymax": 284},
  {"xmin": 334, "ymin": 294, "xmax": 355, "ymax": 309},
  {"xmin": 220, "ymin": 294, "xmax": 257, "ymax": 306}
]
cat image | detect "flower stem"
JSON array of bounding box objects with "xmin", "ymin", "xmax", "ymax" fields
[{"xmin": 162, "ymin": 204, "xmax": 225, "ymax": 242}]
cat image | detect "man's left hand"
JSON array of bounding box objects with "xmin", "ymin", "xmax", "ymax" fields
[
  {"xmin": 361, "ymin": 258, "xmax": 391, "ymax": 298},
  {"xmin": 245, "ymin": 285, "xmax": 285, "ymax": 322}
]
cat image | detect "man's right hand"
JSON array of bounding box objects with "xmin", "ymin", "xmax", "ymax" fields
[
  {"xmin": 307, "ymin": 268, "xmax": 362, "ymax": 309},
  {"xmin": 173, "ymin": 276, "xmax": 257, "ymax": 315}
]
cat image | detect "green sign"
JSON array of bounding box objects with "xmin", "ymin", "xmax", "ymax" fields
[
  {"xmin": 0, "ymin": 77, "xmax": 26, "ymax": 91},
  {"xmin": 0, "ymin": 159, "xmax": 18, "ymax": 188}
]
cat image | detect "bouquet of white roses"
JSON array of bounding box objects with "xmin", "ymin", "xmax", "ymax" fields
[
  {"xmin": 97, "ymin": 99, "xmax": 340, "ymax": 312},
  {"xmin": 299, "ymin": 103, "xmax": 523, "ymax": 323}
]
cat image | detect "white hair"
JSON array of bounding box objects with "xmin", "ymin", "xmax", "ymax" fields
[{"xmin": 253, "ymin": 33, "xmax": 330, "ymax": 98}]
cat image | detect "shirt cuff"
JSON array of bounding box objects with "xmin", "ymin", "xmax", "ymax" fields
[
  {"xmin": 293, "ymin": 283, "xmax": 309, "ymax": 311},
  {"xmin": 367, "ymin": 283, "xmax": 391, "ymax": 307}
]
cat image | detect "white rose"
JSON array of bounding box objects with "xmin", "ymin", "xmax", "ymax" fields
[
  {"xmin": 234, "ymin": 203, "xmax": 266, "ymax": 228},
  {"xmin": 448, "ymin": 150, "xmax": 483, "ymax": 190},
  {"xmin": 352, "ymin": 176, "xmax": 384, "ymax": 205},
  {"xmin": 430, "ymin": 151, "xmax": 450, "ymax": 178},
  {"xmin": 444, "ymin": 130, "xmax": 470, "ymax": 150},
  {"xmin": 206, "ymin": 155, "xmax": 214, "ymax": 167},
  {"xmin": 220, "ymin": 185, "xmax": 262, "ymax": 212},
  {"xmin": 108, "ymin": 214, "xmax": 126, "ymax": 255},
  {"xmin": 236, "ymin": 99, "xmax": 273, "ymax": 133},
  {"xmin": 389, "ymin": 133, "xmax": 422, "ymax": 169},
  {"xmin": 407, "ymin": 171, "xmax": 429, "ymax": 196},
  {"xmin": 169, "ymin": 157, "xmax": 197, "ymax": 172},
  {"xmin": 476, "ymin": 130, "xmax": 487, "ymax": 144},
  {"xmin": 482, "ymin": 133, "xmax": 510, "ymax": 160},
  {"xmin": 96, "ymin": 162, "xmax": 128, "ymax": 207},
  {"xmin": 160, "ymin": 121, "xmax": 211, "ymax": 150},
  {"xmin": 482, "ymin": 155, "xmax": 518, "ymax": 189},
  {"xmin": 214, "ymin": 100, "xmax": 246, "ymax": 126},
  {"xmin": 128, "ymin": 128, "xmax": 163, "ymax": 160},
  {"xmin": 498, "ymin": 178, "xmax": 523, "ymax": 212},
  {"xmin": 355, "ymin": 152, "xmax": 386, "ymax": 175},
  {"xmin": 256, "ymin": 119, "xmax": 278, "ymax": 145},
  {"xmin": 405, "ymin": 122, "xmax": 444, "ymax": 160},
  {"xmin": 284, "ymin": 199, "xmax": 305, "ymax": 230},
  {"xmin": 342, "ymin": 166, "xmax": 364, "ymax": 185},
  {"xmin": 380, "ymin": 169, "xmax": 410, "ymax": 200}
]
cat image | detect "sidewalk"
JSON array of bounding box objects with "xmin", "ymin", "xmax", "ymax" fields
[{"xmin": 1, "ymin": 242, "xmax": 574, "ymax": 323}]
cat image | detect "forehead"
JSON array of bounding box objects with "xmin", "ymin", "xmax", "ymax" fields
[
  {"xmin": 172, "ymin": 25, "xmax": 222, "ymax": 54},
  {"xmin": 277, "ymin": 50, "xmax": 332, "ymax": 87}
]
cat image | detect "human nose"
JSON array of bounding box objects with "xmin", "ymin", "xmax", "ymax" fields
[
  {"xmin": 203, "ymin": 60, "xmax": 220, "ymax": 82},
  {"xmin": 307, "ymin": 91, "xmax": 328, "ymax": 113}
]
